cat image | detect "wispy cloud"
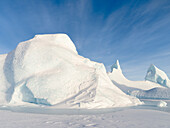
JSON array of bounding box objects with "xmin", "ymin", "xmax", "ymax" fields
[{"xmin": 87, "ymin": 0, "xmax": 170, "ymax": 80}]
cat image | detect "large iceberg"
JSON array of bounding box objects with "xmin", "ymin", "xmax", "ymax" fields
[
  {"xmin": 145, "ymin": 64, "xmax": 170, "ymax": 88},
  {"xmin": 0, "ymin": 34, "xmax": 141, "ymax": 108}
]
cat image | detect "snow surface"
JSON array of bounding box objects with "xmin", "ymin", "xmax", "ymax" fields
[
  {"xmin": 0, "ymin": 34, "xmax": 141, "ymax": 108},
  {"xmin": 108, "ymin": 60, "xmax": 170, "ymax": 99},
  {"xmin": 0, "ymin": 108, "xmax": 170, "ymax": 128},
  {"xmin": 145, "ymin": 64, "xmax": 170, "ymax": 87}
]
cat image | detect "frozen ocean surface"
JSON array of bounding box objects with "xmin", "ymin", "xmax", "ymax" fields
[
  {"xmin": 0, "ymin": 100, "xmax": 170, "ymax": 128},
  {"xmin": 0, "ymin": 99, "xmax": 170, "ymax": 115}
]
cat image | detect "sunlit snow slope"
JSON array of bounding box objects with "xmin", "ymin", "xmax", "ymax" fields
[
  {"xmin": 0, "ymin": 34, "xmax": 141, "ymax": 108},
  {"xmin": 108, "ymin": 60, "xmax": 170, "ymax": 99}
]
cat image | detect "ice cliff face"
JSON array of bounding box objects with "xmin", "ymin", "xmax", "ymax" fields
[
  {"xmin": 0, "ymin": 34, "xmax": 141, "ymax": 108},
  {"xmin": 145, "ymin": 64, "xmax": 170, "ymax": 88}
]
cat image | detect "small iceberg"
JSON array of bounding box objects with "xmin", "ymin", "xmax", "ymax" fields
[{"xmin": 157, "ymin": 101, "xmax": 167, "ymax": 107}]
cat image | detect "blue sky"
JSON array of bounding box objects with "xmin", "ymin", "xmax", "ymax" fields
[{"xmin": 0, "ymin": 0, "xmax": 170, "ymax": 80}]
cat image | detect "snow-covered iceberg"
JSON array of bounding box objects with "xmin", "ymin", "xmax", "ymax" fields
[
  {"xmin": 145, "ymin": 64, "xmax": 170, "ymax": 88},
  {"xmin": 108, "ymin": 60, "xmax": 170, "ymax": 99},
  {"xmin": 108, "ymin": 60, "xmax": 162, "ymax": 91},
  {"xmin": 0, "ymin": 34, "xmax": 141, "ymax": 108},
  {"xmin": 128, "ymin": 64, "xmax": 170, "ymax": 99}
]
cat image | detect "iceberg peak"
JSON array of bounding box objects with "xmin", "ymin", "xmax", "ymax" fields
[
  {"xmin": 149, "ymin": 64, "xmax": 157, "ymax": 70},
  {"xmin": 145, "ymin": 64, "xmax": 170, "ymax": 87},
  {"xmin": 31, "ymin": 33, "xmax": 78, "ymax": 54},
  {"xmin": 111, "ymin": 60, "xmax": 121, "ymax": 72},
  {"xmin": 34, "ymin": 33, "xmax": 68, "ymax": 39}
]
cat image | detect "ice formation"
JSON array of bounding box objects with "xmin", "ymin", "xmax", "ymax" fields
[
  {"xmin": 0, "ymin": 34, "xmax": 141, "ymax": 108},
  {"xmin": 145, "ymin": 64, "xmax": 170, "ymax": 88},
  {"xmin": 111, "ymin": 60, "xmax": 121, "ymax": 72},
  {"xmin": 108, "ymin": 60, "xmax": 162, "ymax": 91},
  {"xmin": 157, "ymin": 101, "xmax": 167, "ymax": 107},
  {"xmin": 108, "ymin": 60, "xmax": 170, "ymax": 99}
]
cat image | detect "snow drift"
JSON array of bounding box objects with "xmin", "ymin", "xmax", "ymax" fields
[
  {"xmin": 0, "ymin": 34, "xmax": 141, "ymax": 108},
  {"xmin": 108, "ymin": 60, "xmax": 170, "ymax": 99}
]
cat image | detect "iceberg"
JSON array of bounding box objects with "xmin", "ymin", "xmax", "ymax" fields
[
  {"xmin": 145, "ymin": 64, "xmax": 170, "ymax": 88},
  {"xmin": 108, "ymin": 60, "xmax": 170, "ymax": 99},
  {"xmin": 157, "ymin": 101, "xmax": 167, "ymax": 107},
  {"xmin": 108, "ymin": 60, "xmax": 162, "ymax": 91},
  {"xmin": 0, "ymin": 34, "xmax": 141, "ymax": 108},
  {"xmin": 111, "ymin": 60, "xmax": 121, "ymax": 72}
]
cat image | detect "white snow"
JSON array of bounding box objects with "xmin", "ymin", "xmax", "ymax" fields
[
  {"xmin": 0, "ymin": 109, "xmax": 170, "ymax": 128},
  {"xmin": 145, "ymin": 64, "xmax": 170, "ymax": 87},
  {"xmin": 0, "ymin": 34, "xmax": 141, "ymax": 108}
]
